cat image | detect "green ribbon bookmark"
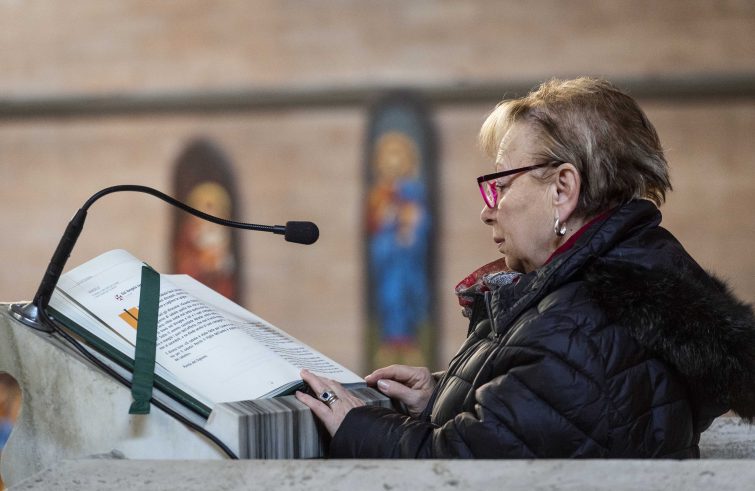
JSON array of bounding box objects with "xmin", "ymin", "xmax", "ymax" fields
[{"xmin": 129, "ymin": 265, "xmax": 160, "ymax": 415}]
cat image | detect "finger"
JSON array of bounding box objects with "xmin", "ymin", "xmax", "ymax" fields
[
  {"xmin": 365, "ymin": 365, "xmax": 420, "ymax": 385},
  {"xmin": 295, "ymin": 390, "xmax": 342, "ymax": 437},
  {"xmin": 295, "ymin": 390, "xmax": 332, "ymax": 420},
  {"xmin": 316, "ymin": 380, "xmax": 353, "ymax": 408},
  {"xmin": 300, "ymin": 369, "xmax": 331, "ymax": 395},
  {"xmin": 374, "ymin": 378, "xmax": 421, "ymax": 406},
  {"xmin": 365, "ymin": 364, "xmax": 405, "ymax": 384},
  {"xmin": 322, "ymin": 378, "xmax": 348, "ymax": 396}
]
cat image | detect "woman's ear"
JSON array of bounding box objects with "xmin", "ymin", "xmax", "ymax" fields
[{"xmin": 552, "ymin": 163, "xmax": 581, "ymax": 222}]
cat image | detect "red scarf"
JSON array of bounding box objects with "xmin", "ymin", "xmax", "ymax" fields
[{"xmin": 455, "ymin": 210, "xmax": 612, "ymax": 317}]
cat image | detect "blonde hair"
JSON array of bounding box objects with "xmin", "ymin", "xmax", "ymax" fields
[{"xmin": 480, "ymin": 77, "xmax": 671, "ymax": 218}]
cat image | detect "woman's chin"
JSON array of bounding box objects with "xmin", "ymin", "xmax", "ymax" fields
[{"xmin": 503, "ymin": 256, "xmax": 527, "ymax": 274}]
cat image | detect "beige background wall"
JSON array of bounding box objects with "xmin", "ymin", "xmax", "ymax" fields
[{"xmin": 1, "ymin": 1, "xmax": 754, "ymax": 372}]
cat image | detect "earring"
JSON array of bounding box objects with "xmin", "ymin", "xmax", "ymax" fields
[{"xmin": 554, "ymin": 216, "xmax": 566, "ymax": 237}]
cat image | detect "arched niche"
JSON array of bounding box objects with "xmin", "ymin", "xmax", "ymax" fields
[{"xmin": 171, "ymin": 138, "xmax": 244, "ymax": 303}]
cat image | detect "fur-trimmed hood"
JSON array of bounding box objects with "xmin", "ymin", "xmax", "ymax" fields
[
  {"xmin": 584, "ymin": 260, "xmax": 755, "ymax": 424},
  {"xmin": 489, "ymin": 199, "xmax": 755, "ymax": 430}
]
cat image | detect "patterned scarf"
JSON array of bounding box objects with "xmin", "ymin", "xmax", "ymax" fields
[{"xmin": 454, "ymin": 258, "xmax": 522, "ymax": 318}]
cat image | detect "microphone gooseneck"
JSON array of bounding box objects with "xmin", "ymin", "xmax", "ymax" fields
[{"xmin": 11, "ymin": 184, "xmax": 319, "ymax": 331}]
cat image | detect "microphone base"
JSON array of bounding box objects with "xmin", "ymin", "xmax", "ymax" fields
[{"xmin": 8, "ymin": 302, "xmax": 55, "ymax": 333}]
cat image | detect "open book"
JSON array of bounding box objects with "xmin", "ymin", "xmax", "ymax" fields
[{"xmin": 47, "ymin": 249, "xmax": 363, "ymax": 417}]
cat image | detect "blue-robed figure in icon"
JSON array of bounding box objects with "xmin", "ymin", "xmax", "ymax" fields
[{"xmin": 367, "ymin": 131, "xmax": 431, "ymax": 366}]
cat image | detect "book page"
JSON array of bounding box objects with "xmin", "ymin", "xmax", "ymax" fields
[
  {"xmin": 48, "ymin": 289, "xmax": 211, "ymax": 408},
  {"xmin": 169, "ymin": 274, "xmax": 362, "ymax": 382},
  {"xmin": 55, "ymin": 249, "xmax": 361, "ymax": 404}
]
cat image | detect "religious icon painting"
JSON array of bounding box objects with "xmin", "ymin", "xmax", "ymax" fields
[
  {"xmin": 171, "ymin": 138, "xmax": 243, "ymax": 303},
  {"xmin": 364, "ymin": 91, "xmax": 438, "ymax": 372}
]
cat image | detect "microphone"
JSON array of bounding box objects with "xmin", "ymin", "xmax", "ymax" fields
[
  {"xmin": 9, "ymin": 184, "xmax": 319, "ymax": 331},
  {"xmin": 282, "ymin": 221, "xmax": 319, "ymax": 245}
]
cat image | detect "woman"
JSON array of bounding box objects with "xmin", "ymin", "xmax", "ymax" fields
[{"xmin": 296, "ymin": 77, "xmax": 755, "ymax": 458}]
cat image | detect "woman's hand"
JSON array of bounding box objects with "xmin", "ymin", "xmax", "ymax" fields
[
  {"xmin": 295, "ymin": 369, "xmax": 365, "ymax": 436},
  {"xmin": 365, "ymin": 365, "xmax": 436, "ymax": 418}
]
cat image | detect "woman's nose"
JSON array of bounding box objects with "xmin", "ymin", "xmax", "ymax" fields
[{"xmin": 480, "ymin": 205, "xmax": 496, "ymax": 225}]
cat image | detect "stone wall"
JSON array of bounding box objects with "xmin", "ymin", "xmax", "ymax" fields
[
  {"xmin": 2, "ymin": 1, "xmax": 754, "ymax": 94},
  {"xmin": 1, "ymin": 0, "xmax": 754, "ymax": 371}
]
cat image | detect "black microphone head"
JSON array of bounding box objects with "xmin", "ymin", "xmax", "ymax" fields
[{"xmin": 284, "ymin": 221, "xmax": 319, "ymax": 245}]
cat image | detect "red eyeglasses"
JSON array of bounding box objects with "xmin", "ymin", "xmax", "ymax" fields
[{"xmin": 477, "ymin": 161, "xmax": 561, "ymax": 209}]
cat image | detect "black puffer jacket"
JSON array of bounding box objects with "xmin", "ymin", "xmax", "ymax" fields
[{"xmin": 331, "ymin": 200, "xmax": 755, "ymax": 458}]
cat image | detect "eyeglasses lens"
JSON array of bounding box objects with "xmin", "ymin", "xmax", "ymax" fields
[{"xmin": 481, "ymin": 182, "xmax": 497, "ymax": 209}]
